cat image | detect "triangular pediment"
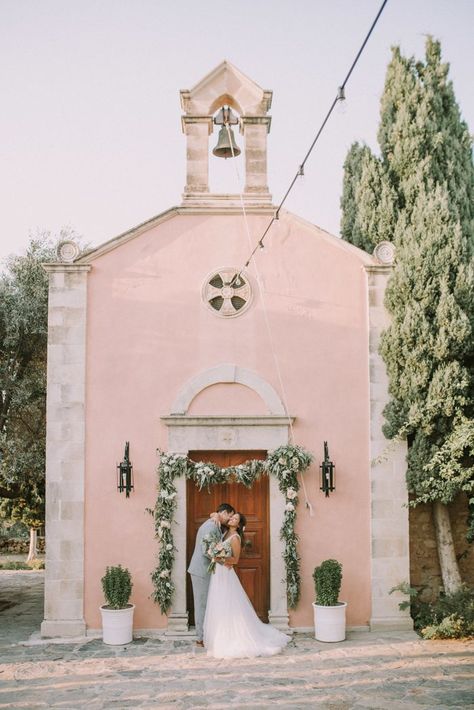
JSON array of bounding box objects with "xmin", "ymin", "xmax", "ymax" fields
[
  {"xmin": 180, "ymin": 60, "xmax": 272, "ymax": 116},
  {"xmin": 73, "ymin": 205, "xmax": 378, "ymax": 267}
]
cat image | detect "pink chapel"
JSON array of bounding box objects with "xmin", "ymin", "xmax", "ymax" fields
[{"xmin": 41, "ymin": 62, "xmax": 412, "ymax": 637}]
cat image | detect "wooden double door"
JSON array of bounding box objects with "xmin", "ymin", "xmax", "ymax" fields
[{"xmin": 186, "ymin": 450, "xmax": 269, "ymax": 623}]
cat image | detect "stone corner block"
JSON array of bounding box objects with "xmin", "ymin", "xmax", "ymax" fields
[
  {"xmin": 369, "ymin": 617, "xmax": 414, "ymax": 633},
  {"xmin": 268, "ymin": 611, "xmax": 290, "ymax": 632},
  {"xmin": 40, "ymin": 618, "xmax": 87, "ymax": 638},
  {"xmin": 165, "ymin": 612, "xmax": 189, "ymax": 634}
]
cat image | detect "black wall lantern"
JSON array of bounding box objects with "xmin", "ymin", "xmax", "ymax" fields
[
  {"xmin": 320, "ymin": 441, "xmax": 335, "ymax": 497},
  {"xmin": 117, "ymin": 441, "xmax": 134, "ymax": 497}
]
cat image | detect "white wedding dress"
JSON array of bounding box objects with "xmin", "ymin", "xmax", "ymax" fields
[{"xmin": 203, "ymin": 536, "xmax": 290, "ymax": 659}]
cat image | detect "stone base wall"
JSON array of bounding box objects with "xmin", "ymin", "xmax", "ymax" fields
[
  {"xmin": 0, "ymin": 538, "xmax": 45, "ymax": 554},
  {"xmin": 410, "ymin": 493, "xmax": 474, "ymax": 601}
]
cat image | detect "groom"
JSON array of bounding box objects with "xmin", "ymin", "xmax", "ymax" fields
[{"xmin": 188, "ymin": 502, "xmax": 235, "ymax": 646}]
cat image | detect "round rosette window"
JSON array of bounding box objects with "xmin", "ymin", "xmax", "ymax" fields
[{"xmin": 202, "ymin": 268, "xmax": 253, "ymax": 318}]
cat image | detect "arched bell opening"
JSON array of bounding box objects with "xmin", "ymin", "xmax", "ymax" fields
[
  {"xmin": 209, "ymin": 103, "xmax": 244, "ymax": 193},
  {"xmin": 208, "ymin": 93, "xmax": 243, "ymax": 117}
]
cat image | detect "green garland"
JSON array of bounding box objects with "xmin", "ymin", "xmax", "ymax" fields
[{"xmin": 151, "ymin": 445, "xmax": 313, "ymax": 615}]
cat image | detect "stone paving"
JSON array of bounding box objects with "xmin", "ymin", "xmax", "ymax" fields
[{"xmin": 1, "ymin": 571, "xmax": 474, "ymax": 709}]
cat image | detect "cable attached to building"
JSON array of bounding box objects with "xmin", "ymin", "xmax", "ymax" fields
[{"xmin": 230, "ymin": 0, "xmax": 390, "ymax": 285}]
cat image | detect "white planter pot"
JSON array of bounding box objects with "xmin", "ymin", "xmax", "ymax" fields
[
  {"xmin": 312, "ymin": 601, "xmax": 347, "ymax": 642},
  {"xmin": 100, "ymin": 604, "xmax": 135, "ymax": 645}
]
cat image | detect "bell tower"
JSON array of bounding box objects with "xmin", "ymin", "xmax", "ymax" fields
[{"xmin": 180, "ymin": 61, "xmax": 273, "ymax": 207}]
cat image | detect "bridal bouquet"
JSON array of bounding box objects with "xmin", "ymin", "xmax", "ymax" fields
[{"xmin": 203, "ymin": 536, "xmax": 232, "ymax": 574}]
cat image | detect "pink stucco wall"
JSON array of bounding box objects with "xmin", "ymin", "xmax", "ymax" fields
[{"xmin": 83, "ymin": 210, "xmax": 371, "ymax": 630}]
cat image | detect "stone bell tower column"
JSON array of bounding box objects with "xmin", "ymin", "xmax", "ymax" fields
[
  {"xmin": 241, "ymin": 115, "xmax": 272, "ymax": 195},
  {"xmin": 181, "ymin": 116, "xmax": 213, "ymax": 194}
]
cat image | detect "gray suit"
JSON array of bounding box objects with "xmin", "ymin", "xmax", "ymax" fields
[{"xmin": 188, "ymin": 518, "xmax": 221, "ymax": 641}]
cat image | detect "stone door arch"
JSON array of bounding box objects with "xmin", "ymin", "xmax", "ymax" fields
[{"xmin": 162, "ymin": 363, "xmax": 293, "ymax": 633}]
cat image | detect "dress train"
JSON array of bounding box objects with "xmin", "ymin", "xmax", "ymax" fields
[{"xmin": 203, "ymin": 563, "xmax": 290, "ymax": 659}]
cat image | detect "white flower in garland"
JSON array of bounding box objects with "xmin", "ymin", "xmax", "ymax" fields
[
  {"xmin": 159, "ymin": 569, "xmax": 170, "ymax": 578},
  {"xmin": 160, "ymin": 490, "xmax": 176, "ymax": 500},
  {"xmin": 286, "ymin": 488, "xmax": 298, "ymax": 500},
  {"xmin": 285, "ymin": 502, "xmax": 295, "ymax": 512}
]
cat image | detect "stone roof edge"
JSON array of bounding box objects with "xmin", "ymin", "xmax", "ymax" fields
[
  {"xmin": 74, "ymin": 207, "xmax": 180, "ymax": 263},
  {"xmin": 73, "ymin": 203, "xmax": 278, "ymax": 263},
  {"xmin": 182, "ymin": 59, "xmax": 268, "ymax": 100},
  {"xmin": 73, "ymin": 204, "xmax": 381, "ymax": 267},
  {"xmin": 281, "ymin": 210, "xmax": 378, "ymax": 267}
]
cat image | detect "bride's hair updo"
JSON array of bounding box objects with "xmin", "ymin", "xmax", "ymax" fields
[{"xmin": 236, "ymin": 513, "xmax": 246, "ymax": 543}]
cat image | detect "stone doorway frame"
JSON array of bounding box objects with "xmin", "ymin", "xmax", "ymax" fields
[{"xmin": 161, "ymin": 363, "xmax": 293, "ymax": 633}]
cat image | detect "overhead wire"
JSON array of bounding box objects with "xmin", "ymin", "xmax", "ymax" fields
[
  {"xmin": 224, "ymin": 122, "xmax": 315, "ymax": 516},
  {"xmin": 229, "ymin": 0, "xmax": 390, "ymax": 286},
  {"xmin": 217, "ymin": 0, "xmax": 390, "ymax": 512}
]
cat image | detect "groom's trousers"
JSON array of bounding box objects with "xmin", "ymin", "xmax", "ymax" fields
[{"xmin": 190, "ymin": 574, "xmax": 210, "ymax": 642}]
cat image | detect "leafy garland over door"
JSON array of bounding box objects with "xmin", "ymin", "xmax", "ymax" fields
[{"xmin": 151, "ymin": 445, "xmax": 313, "ymax": 614}]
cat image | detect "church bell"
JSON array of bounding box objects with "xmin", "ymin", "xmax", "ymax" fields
[{"xmin": 212, "ymin": 106, "xmax": 241, "ymax": 159}]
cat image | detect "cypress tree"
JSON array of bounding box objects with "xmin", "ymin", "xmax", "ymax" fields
[
  {"xmin": 379, "ymin": 39, "xmax": 474, "ymax": 236},
  {"xmin": 340, "ymin": 142, "xmax": 372, "ymax": 249},
  {"xmin": 354, "ymin": 151, "xmax": 397, "ymax": 253},
  {"xmin": 380, "ymin": 180, "xmax": 474, "ymax": 592},
  {"xmin": 341, "ymin": 37, "xmax": 474, "ymax": 592}
]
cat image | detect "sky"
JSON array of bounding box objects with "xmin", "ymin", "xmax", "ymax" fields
[{"xmin": 1, "ymin": 0, "xmax": 473, "ymax": 264}]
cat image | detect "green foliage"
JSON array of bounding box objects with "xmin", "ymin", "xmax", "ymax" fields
[
  {"xmin": 0, "ymin": 519, "xmax": 29, "ymax": 540},
  {"xmin": 342, "ymin": 37, "xmax": 474, "ymax": 542},
  {"xmin": 0, "ymin": 231, "xmax": 84, "ymax": 530},
  {"xmin": 340, "ymin": 142, "xmax": 372, "ymax": 250},
  {"xmin": 0, "ymin": 560, "xmax": 30, "ymax": 570},
  {"xmin": 101, "ymin": 565, "xmax": 133, "ymax": 609},
  {"xmin": 395, "ymin": 584, "xmax": 474, "ymax": 638},
  {"xmin": 0, "ymin": 236, "xmax": 53, "ymax": 525},
  {"xmin": 341, "ymin": 142, "xmax": 397, "ymax": 254},
  {"xmin": 0, "ymin": 557, "xmax": 43, "ymax": 570},
  {"xmin": 389, "ymin": 581, "xmax": 419, "ymax": 611},
  {"xmin": 381, "ymin": 182, "xmax": 474, "ymax": 507},
  {"xmin": 467, "ymin": 497, "xmax": 474, "ymax": 544},
  {"xmin": 27, "ymin": 557, "xmax": 45, "ymax": 570},
  {"xmin": 379, "ymin": 40, "xmax": 474, "ymax": 230},
  {"xmin": 152, "ymin": 445, "xmax": 313, "ymax": 614},
  {"xmin": 313, "ymin": 559, "xmax": 342, "ymax": 606},
  {"xmin": 419, "ymin": 587, "xmax": 474, "ymax": 639},
  {"xmin": 354, "ymin": 152, "xmax": 397, "ymax": 253}
]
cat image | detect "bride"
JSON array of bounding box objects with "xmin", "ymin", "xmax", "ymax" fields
[{"xmin": 203, "ymin": 511, "xmax": 290, "ymax": 658}]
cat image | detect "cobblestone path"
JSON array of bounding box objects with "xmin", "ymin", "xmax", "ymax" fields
[{"xmin": 0, "ymin": 571, "xmax": 473, "ymax": 709}]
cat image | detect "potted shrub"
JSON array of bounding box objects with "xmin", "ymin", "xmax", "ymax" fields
[
  {"xmin": 312, "ymin": 559, "xmax": 347, "ymax": 642},
  {"xmin": 100, "ymin": 565, "xmax": 135, "ymax": 645}
]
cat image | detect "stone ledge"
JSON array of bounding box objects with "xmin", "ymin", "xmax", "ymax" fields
[
  {"xmin": 365, "ymin": 264, "xmax": 393, "ymax": 274},
  {"xmin": 162, "ymin": 415, "xmax": 295, "ymax": 427},
  {"xmin": 180, "ymin": 193, "xmax": 273, "ymax": 210},
  {"xmin": 43, "ymin": 264, "xmax": 92, "ymax": 273}
]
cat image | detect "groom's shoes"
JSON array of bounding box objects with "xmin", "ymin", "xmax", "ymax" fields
[{"xmin": 196, "ymin": 640, "xmax": 204, "ymax": 647}]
